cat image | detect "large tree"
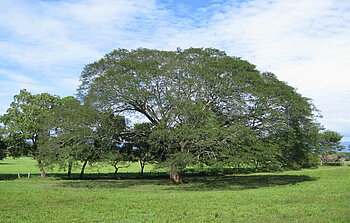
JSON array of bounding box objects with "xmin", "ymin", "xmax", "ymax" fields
[
  {"xmin": 0, "ymin": 89, "xmax": 61, "ymax": 177},
  {"xmin": 78, "ymin": 48, "xmax": 320, "ymax": 183}
]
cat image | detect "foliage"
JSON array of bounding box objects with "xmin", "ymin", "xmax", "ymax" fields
[
  {"xmin": 337, "ymin": 152, "xmax": 350, "ymax": 160},
  {"xmin": 105, "ymin": 151, "xmax": 130, "ymax": 178},
  {"xmin": 0, "ymin": 89, "xmax": 61, "ymax": 176},
  {"xmin": 317, "ymin": 130, "xmax": 345, "ymax": 153},
  {"xmin": 0, "ymin": 48, "xmax": 330, "ymax": 182},
  {"xmin": 39, "ymin": 96, "xmax": 126, "ymax": 177},
  {"xmin": 0, "ymin": 90, "xmax": 61, "ymax": 157},
  {"xmin": 158, "ymin": 152, "xmax": 195, "ymax": 173},
  {"xmin": 127, "ymin": 123, "xmax": 155, "ymax": 176},
  {"xmin": 316, "ymin": 130, "xmax": 345, "ymax": 164},
  {"xmin": 78, "ymin": 48, "xmax": 322, "ymax": 181}
]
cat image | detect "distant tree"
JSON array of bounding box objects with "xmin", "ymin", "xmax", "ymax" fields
[
  {"xmin": 104, "ymin": 149, "xmax": 130, "ymax": 179},
  {"xmin": 316, "ymin": 130, "xmax": 345, "ymax": 165},
  {"xmin": 321, "ymin": 154, "xmax": 338, "ymax": 163},
  {"xmin": 0, "ymin": 89, "xmax": 61, "ymax": 177},
  {"xmin": 337, "ymin": 151, "xmax": 350, "ymax": 161},
  {"xmin": 128, "ymin": 123, "xmax": 154, "ymax": 178}
]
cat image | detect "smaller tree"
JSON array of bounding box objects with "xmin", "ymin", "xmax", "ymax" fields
[
  {"xmin": 337, "ymin": 151, "xmax": 350, "ymax": 161},
  {"xmin": 104, "ymin": 148, "xmax": 130, "ymax": 179},
  {"xmin": 128, "ymin": 123, "xmax": 154, "ymax": 177},
  {"xmin": 316, "ymin": 130, "xmax": 345, "ymax": 165},
  {"xmin": 39, "ymin": 96, "xmax": 126, "ymax": 178},
  {"xmin": 0, "ymin": 89, "xmax": 61, "ymax": 177}
]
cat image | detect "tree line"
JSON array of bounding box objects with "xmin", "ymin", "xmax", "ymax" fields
[{"xmin": 0, "ymin": 48, "xmax": 346, "ymax": 183}]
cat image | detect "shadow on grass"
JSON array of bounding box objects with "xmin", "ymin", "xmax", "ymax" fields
[
  {"xmin": 0, "ymin": 163, "xmax": 13, "ymax": 165},
  {"xmin": 179, "ymin": 174, "xmax": 317, "ymax": 191},
  {"xmin": 0, "ymin": 171, "xmax": 317, "ymax": 192},
  {"xmin": 0, "ymin": 166, "xmax": 290, "ymax": 181},
  {"xmin": 56, "ymin": 174, "xmax": 317, "ymax": 191},
  {"xmin": 0, "ymin": 172, "xmax": 168, "ymax": 181}
]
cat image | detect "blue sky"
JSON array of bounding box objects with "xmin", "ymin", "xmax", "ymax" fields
[{"xmin": 0, "ymin": 0, "xmax": 350, "ymax": 141}]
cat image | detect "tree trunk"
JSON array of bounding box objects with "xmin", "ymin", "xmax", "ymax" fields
[
  {"xmin": 37, "ymin": 160, "xmax": 47, "ymax": 178},
  {"xmin": 80, "ymin": 160, "xmax": 88, "ymax": 178},
  {"xmin": 67, "ymin": 161, "xmax": 73, "ymax": 178},
  {"xmin": 139, "ymin": 160, "xmax": 145, "ymax": 178},
  {"xmin": 113, "ymin": 165, "xmax": 119, "ymax": 179},
  {"xmin": 169, "ymin": 171, "xmax": 183, "ymax": 184},
  {"xmin": 179, "ymin": 140, "xmax": 187, "ymax": 152}
]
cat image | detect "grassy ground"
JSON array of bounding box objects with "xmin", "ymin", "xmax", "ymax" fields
[
  {"xmin": 0, "ymin": 158, "xmax": 349, "ymax": 222},
  {"xmin": 0, "ymin": 157, "xmax": 155, "ymax": 176}
]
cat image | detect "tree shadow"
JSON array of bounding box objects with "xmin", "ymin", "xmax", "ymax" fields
[
  {"xmin": 0, "ymin": 163, "xmax": 13, "ymax": 165},
  {"xmin": 56, "ymin": 174, "xmax": 317, "ymax": 191},
  {"xmin": 58, "ymin": 178, "xmax": 168, "ymax": 189},
  {"xmin": 0, "ymin": 173, "xmax": 42, "ymax": 180},
  {"xmin": 178, "ymin": 174, "xmax": 316, "ymax": 191},
  {"xmin": 0, "ymin": 172, "xmax": 168, "ymax": 181}
]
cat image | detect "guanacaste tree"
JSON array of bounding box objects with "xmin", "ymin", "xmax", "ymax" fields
[
  {"xmin": 78, "ymin": 48, "xmax": 320, "ymax": 183},
  {"xmin": 0, "ymin": 89, "xmax": 61, "ymax": 177}
]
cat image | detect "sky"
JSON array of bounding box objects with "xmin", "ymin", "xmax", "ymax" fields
[{"xmin": 0, "ymin": 0, "xmax": 349, "ymax": 141}]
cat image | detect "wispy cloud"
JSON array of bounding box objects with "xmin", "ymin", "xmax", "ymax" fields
[
  {"xmin": 161, "ymin": 0, "xmax": 350, "ymax": 140},
  {"xmin": 0, "ymin": 0, "xmax": 349, "ymax": 140}
]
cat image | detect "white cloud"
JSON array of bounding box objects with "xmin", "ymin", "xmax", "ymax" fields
[
  {"xmin": 0, "ymin": 69, "xmax": 36, "ymax": 84},
  {"xmin": 165, "ymin": 0, "xmax": 350, "ymax": 140},
  {"xmin": 0, "ymin": 69, "xmax": 54, "ymax": 95}
]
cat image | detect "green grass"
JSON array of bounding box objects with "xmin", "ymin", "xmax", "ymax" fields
[
  {"xmin": 0, "ymin": 158, "xmax": 349, "ymax": 222},
  {"xmin": 0, "ymin": 157, "xmax": 155, "ymax": 175}
]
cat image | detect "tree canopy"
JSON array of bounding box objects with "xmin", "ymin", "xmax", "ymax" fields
[
  {"xmin": 316, "ymin": 130, "xmax": 345, "ymax": 164},
  {"xmin": 78, "ymin": 48, "xmax": 322, "ymax": 183},
  {"xmin": 0, "ymin": 48, "xmax": 340, "ymax": 182},
  {"xmin": 0, "ymin": 89, "xmax": 61, "ymax": 176},
  {"xmin": 39, "ymin": 96, "xmax": 126, "ymax": 178}
]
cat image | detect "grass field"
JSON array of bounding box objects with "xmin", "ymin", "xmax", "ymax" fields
[
  {"xmin": 0, "ymin": 157, "xmax": 156, "ymax": 176},
  {"xmin": 0, "ymin": 158, "xmax": 349, "ymax": 222}
]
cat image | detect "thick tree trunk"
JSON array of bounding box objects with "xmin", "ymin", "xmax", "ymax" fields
[
  {"xmin": 169, "ymin": 171, "xmax": 183, "ymax": 184},
  {"xmin": 67, "ymin": 161, "xmax": 73, "ymax": 178},
  {"xmin": 80, "ymin": 160, "xmax": 88, "ymax": 178},
  {"xmin": 37, "ymin": 160, "xmax": 47, "ymax": 178}
]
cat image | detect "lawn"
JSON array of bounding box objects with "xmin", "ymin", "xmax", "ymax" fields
[
  {"xmin": 0, "ymin": 158, "xmax": 349, "ymax": 222},
  {"xmin": 0, "ymin": 157, "xmax": 156, "ymax": 176}
]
